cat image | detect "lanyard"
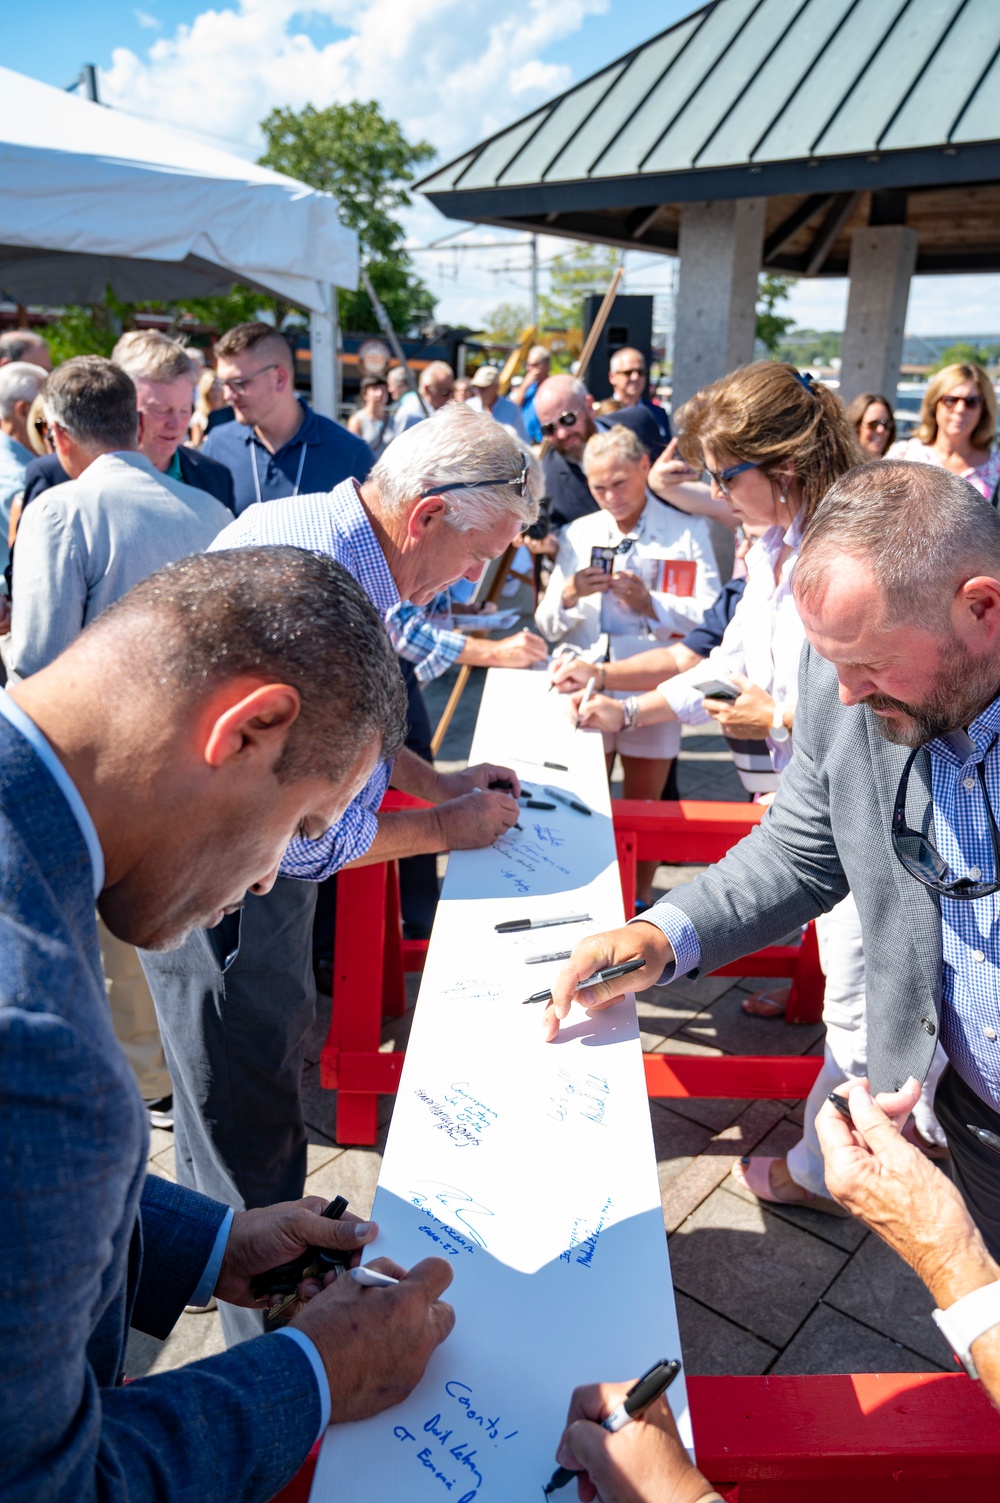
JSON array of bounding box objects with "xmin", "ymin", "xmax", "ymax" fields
[{"xmin": 251, "ymin": 437, "xmax": 307, "ymax": 507}]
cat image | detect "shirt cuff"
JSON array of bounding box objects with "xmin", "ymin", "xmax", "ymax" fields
[
  {"xmin": 190, "ymin": 1207, "xmax": 234, "ymax": 1308},
  {"xmin": 628, "ymin": 903, "xmax": 702, "ymax": 983},
  {"xmin": 274, "ymin": 1328, "xmax": 331, "ymax": 1440}
]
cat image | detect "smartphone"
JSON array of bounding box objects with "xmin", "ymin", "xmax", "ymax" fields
[
  {"xmin": 694, "ymin": 678, "xmax": 740, "ymax": 702},
  {"xmin": 590, "ymin": 545, "xmax": 617, "ymax": 575}
]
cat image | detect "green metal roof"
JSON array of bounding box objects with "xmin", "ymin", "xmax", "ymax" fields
[{"xmin": 417, "ymin": 0, "xmax": 1000, "ymax": 274}]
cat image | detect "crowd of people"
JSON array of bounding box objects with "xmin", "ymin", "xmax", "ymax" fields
[{"xmin": 3, "ymin": 313, "xmax": 1000, "ymax": 1503}]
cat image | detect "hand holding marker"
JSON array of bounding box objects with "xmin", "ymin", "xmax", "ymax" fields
[{"xmin": 543, "ymin": 1359, "xmax": 682, "ymax": 1494}]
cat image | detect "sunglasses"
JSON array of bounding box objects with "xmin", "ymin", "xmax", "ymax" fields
[
  {"xmin": 418, "ymin": 457, "xmax": 530, "ymax": 502},
  {"xmin": 615, "ymin": 368, "xmax": 646, "ymax": 380},
  {"xmin": 862, "ymin": 419, "xmax": 891, "ymax": 432},
  {"xmin": 893, "ymin": 740, "xmax": 1000, "ymax": 899},
  {"xmin": 939, "ymin": 393, "xmax": 981, "ymax": 411},
  {"xmin": 705, "ymin": 460, "xmax": 756, "ymax": 494},
  {"xmin": 540, "ymin": 406, "xmax": 587, "ymax": 437}
]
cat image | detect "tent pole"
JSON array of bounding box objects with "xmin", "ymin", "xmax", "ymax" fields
[{"xmin": 309, "ymin": 291, "xmax": 338, "ymax": 420}]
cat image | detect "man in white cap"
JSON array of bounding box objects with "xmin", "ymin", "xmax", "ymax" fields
[{"xmin": 470, "ymin": 365, "xmax": 527, "ymax": 440}]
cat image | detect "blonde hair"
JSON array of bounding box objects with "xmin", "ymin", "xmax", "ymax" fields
[
  {"xmin": 112, "ymin": 329, "xmax": 197, "ymax": 386},
  {"xmin": 918, "ymin": 362, "xmax": 996, "ymax": 449},
  {"xmin": 582, "ymin": 423, "xmax": 648, "ymax": 473},
  {"xmin": 195, "ymin": 366, "xmax": 219, "ymax": 420},
  {"xmin": 676, "ymin": 362, "xmax": 862, "ymax": 526}
]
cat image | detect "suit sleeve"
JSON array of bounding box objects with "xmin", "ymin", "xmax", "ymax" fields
[
  {"xmin": 8, "ymin": 497, "xmax": 87, "ymax": 679},
  {"xmin": 653, "ymin": 643, "xmax": 851, "ymax": 972},
  {"xmin": 132, "ymin": 1175, "xmax": 230, "ymax": 1339}
]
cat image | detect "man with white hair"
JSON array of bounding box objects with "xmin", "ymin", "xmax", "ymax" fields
[
  {"xmin": 0, "ymin": 328, "xmax": 51, "ymax": 372},
  {"xmin": 141, "ymin": 403, "xmax": 537, "ymax": 1344},
  {"xmin": 392, "ymin": 360, "xmax": 454, "ymax": 436},
  {"xmin": 0, "ymin": 361, "xmax": 47, "ymax": 581},
  {"xmin": 112, "ymin": 330, "xmax": 235, "ymax": 510},
  {"xmin": 509, "ymin": 344, "xmax": 550, "ymax": 443}
]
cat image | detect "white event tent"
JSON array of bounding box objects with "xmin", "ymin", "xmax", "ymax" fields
[{"xmin": 0, "ymin": 67, "xmax": 358, "ymax": 415}]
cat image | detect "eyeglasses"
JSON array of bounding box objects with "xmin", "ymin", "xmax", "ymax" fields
[
  {"xmin": 939, "ymin": 393, "xmax": 981, "ymax": 411},
  {"xmin": 615, "ymin": 368, "xmax": 646, "ymax": 380},
  {"xmin": 705, "ymin": 460, "xmax": 756, "ymax": 494},
  {"xmin": 540, "ymin": 406, "xmax": 584, "ymax": 437},
  {"xmin": 893, "ymin": 740, "xmax": 1000, "ymax": 899},
  {"xmin": 862, "ymin": 419, "xmax": 891, "ymax": 432},
  {"xmin": 418, "ymin": 457, "xmax": 530, "ymax": 502},
  {"xmin": 219, "ymin": 363, "xmax": 279, "ymax": 395}
]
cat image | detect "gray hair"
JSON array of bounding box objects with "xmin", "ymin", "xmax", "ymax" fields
[
  {"xmin": 112, "ymin": 329, "xmax": 197, "ymax": 386},
  {"xmin": 90, "ymin": 547, "xmax": 407, "ymax": 784},
  {"xmin": 0, "ymin": 361, "xmax": 47, "ymax": 420},
  {"xmin": 582, "ymin": 424, "xmax": 648, "ymax": 474},
  {"xmin": 419, "ymin": 361, "xmax": 454, "ymax": 393},
  {"xmin": 527, "ymin": 345, "xmax": 550, "ymax": 366},
  {"xmin": 44, "ymin": 357, "xmax": 138, "ymax": 451},
  {"xmin": 0, "ymin": 330, "xmax": 49, "ymax": 365},
  {"xmin": 795, "ymin": 460, "xmax": 1000, "ymax": 628},
  {"xmin": 370, "ymin": 404, "xmax": 540, "ymax": 532}
]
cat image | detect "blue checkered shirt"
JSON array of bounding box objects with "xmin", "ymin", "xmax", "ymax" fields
[
  {"xmin": 208, "ymin": 479, "xmax": 401, "ymax": 879},
  {"xmin": 385, "ymin": 602, "xmax": 464, "ymax": 684},
  {"xmin": 927, "ymin": 703, "xmax": 1000, "ymax": 1111}
]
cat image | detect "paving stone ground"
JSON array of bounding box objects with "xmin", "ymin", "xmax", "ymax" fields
[{"xmin": 132, "ymin": 647, "xmax": 952, "ymax": 1382}]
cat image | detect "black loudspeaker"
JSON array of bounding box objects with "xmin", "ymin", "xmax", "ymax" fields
[{"xmin": 582, "ymin": 293, "xmax": 654, "ymax": 401}]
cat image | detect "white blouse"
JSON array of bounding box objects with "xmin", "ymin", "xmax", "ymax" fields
[
  {"xmin": 534, "ymin": 495, "xmax": 720, "ymax": 663},
  {"xmin": 659, "ymin": 514, "xmax": 805, "ymax": 774}
]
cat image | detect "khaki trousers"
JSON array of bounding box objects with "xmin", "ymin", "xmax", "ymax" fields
[{"xmin": 97, "ymin": 915, "xmax": 172, "ymax": 1101}]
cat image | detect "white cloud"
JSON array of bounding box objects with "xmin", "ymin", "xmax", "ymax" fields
[
  {"xmin": 101, "ymin": 0, "xmax": 608, "ymax": 162},
  {"xmin": 134, "ymin": 8, "xmax": 161, "ymax": 28}
]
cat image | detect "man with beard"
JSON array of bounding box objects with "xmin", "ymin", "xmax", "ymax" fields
[{"xmin": 542, "ymin": 461, "xmax": 1000, "ymax": 1272}]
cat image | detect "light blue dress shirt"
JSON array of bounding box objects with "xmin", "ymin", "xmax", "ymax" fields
[{"xmin": 0, "ymin": 429, "xmax": 32, "ymax": 582}]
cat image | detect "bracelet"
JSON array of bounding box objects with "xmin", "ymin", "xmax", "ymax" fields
[{"xmin": 621, "ymin": 696, "xmax": 640, "ymax": 732}]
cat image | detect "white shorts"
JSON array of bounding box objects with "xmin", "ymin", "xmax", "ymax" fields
[{"xmin": 600, "ymin": 717, "xmax": 682, "ymax": 761}]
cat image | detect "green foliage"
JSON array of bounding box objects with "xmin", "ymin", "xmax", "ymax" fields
[
  {"xmin": 930, "ymin": 341, "xmax": 1000, "ymax": 372},
  {"xmin": 755, "ymin": 273, "xmax": 796, "ymax": 358},
  {"xmin": 776, "ymin": 327, "xmax": 843, "ymax": 367},
  {"xmin": 477, "ymin": 301, "xmax": 532, "ymax": 347},
  {"xmin": 539, "ymin": 244, "xmax": 621, "ymax": 335},
  {"xmin": 43, "ymin": 306, "xmax": 119, "ymax": 365},
  {"xmin": 172, "ymin": 285, "xmax": 278, "ymax": 333},
  {"xmin": 258, "ymin": 100, "xmax": 436, "ymax": 335}
]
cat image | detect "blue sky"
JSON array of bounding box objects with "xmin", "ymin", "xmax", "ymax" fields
[{"xmin": 6, "ymin": 0, "xmax": 999, "ymax": 335}]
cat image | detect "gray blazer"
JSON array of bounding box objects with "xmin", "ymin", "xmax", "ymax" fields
[
  {"xmin": 661, "ymin": 642, "xmax": 942, "ymax": 1095},
  {"xmin": 8, "ymin": 450, "xmax": 230, "ymax": 679}
]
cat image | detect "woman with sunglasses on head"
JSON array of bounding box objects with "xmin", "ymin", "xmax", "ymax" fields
[
  {"xmin": 887, "ymin": 362, "xmax": 1000, "ymax": 499},
  {"xmin": 536, "ymin": 424, "xmax": 720, "ymax": 904},
  {"xmin": 571, "ymin": 364, "xmax": 946, "ymax": 1211},
  {"xmin": 845, "ymin": 391, "xmax": 896, "ymax": 458}
]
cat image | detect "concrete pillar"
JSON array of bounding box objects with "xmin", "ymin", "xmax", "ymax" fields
[
  {"xmin": 309, "ymin": 286, "xmax": 340, "ymax": 419},
  {"xmin": 671, "ymin": 198, "xmax": 765, "ymax": 410},
  {"xmin": 838, "ymin": 226, "xmax": 917, "ymax": 407}
]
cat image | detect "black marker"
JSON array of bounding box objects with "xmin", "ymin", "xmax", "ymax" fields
[
  {"xmin": 525, "ymin": 950, "xmax": 572, "ymax": 965},
  {"xmin": 524, "ymin": 800, "xmax": 557, "ymax": 810},
  {"xmin": 543, "ymin": 1359, "xmax": 682, "ymax": 1494},
  {"xmin": 518, "ymin": 759, "xmax": 569, "ymax": 772},
  {"xmin": 827, "ymin": 1091, "xmax": 854, "ymax": 1121},
  {"xmin": 523, "ymin": 956, "xmax": 644, "ymax": 1005},
  {"xmin": 543, "ymin": 785, "xmax": 592, "ymax": 817},
  {"xmin": 495, "ymin": 913, "xmax": 591, "ymax": 934},
  {"xmin": 967, "ymin": 1123, "xmax": 1000, "ymax": 1156},
  {"xmin": 489, "ymin": 778, "xmax": 515, "ymax": 793}
]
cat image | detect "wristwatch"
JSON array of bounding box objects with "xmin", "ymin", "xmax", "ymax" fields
[
  {"xmin": 932, "ymin": 1278, "xmax": 1000, "ymax": 1378},
  {"xmin": 770, "ymin": 704, "xmax": 790, "ymax": 743}
]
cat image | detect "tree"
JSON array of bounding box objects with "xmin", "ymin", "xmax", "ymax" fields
[
  {"xmin": 477, "ymin": 301, "xmax": 532, "ymax": 347},
  {"xmin": 931, "ymin": 341, "xmax": 1000, "ymax": 372},
  {"xmin": 258, "ymin": 101, "xmax": 436, "ymax": 335},
  {"xmin": 755, "ymin": 273, "xmax": 796, "ymax": 358},
  {"xmin": 539, "ymin": 244, "xmax": 621, "ymax": 336}
]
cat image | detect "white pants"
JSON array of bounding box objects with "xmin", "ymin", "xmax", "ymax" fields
[{"xmin": 786, "ymin": 895, "xmax": 950, "ymax": 1198}]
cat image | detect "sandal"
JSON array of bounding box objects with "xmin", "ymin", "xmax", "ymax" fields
[
  {"xmin": 732, "ymin": 1155, "xmax": 849, "ymax": 1217},
  {"xmin": 740, "ymin": 984, "xmax": 791, "ymax": 1019}
]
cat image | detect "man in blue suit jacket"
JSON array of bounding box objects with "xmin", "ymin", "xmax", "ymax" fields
[{"xmin": 0, "ymin": 545, "xmax": 454, "ymax": 1502}]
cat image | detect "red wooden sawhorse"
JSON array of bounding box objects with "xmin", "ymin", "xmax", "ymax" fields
[
  {"xmin": 270, "ymin": 1370, "xmax": 1000, "ymax": 1501},
  {"xmin": 321, "ymin": 797, "xmax": 824, "ymax": 1144}
]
